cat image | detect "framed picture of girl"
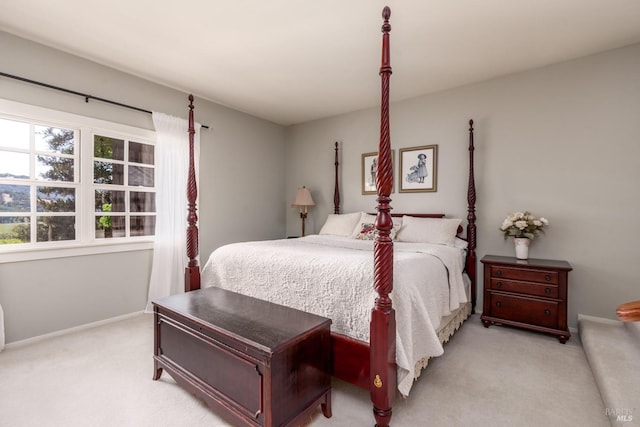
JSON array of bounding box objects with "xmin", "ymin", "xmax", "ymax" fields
[
  {"xmin": 399, "ymin": 145, "xmax": 438, "ymax": 193},
  {"xmin": 362, "ymin": 150, "xmax": 395, "ymax": 195}
]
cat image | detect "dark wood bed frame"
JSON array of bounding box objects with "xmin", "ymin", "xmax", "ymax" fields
[{"xmin": 181, "ymin": 7, "xmax": 477, "ymax": 426}]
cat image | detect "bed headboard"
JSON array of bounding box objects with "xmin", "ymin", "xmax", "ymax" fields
[{"xmin": 386, "ymin": 213, "xmax": 463, "ymax": 235}]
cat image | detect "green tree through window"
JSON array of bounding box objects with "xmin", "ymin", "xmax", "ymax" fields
[{"xmin": 36, "ymin": 127, "xmax": 76, "ymax": 242}]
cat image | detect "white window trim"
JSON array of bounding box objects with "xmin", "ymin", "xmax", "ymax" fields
[{"xmin": 0, "ymin": 98, "xmax": 156, "ymax": 263}]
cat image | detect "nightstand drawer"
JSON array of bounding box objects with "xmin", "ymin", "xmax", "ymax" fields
[
  {"xmin": 488, "ymin": 292, "xmax": 559, "ymax": 329},
  {"xmin": 490, "ymin": 265, "xmax": 558, "ymax": 285},
  {"xmin": 489, "ymin": 278, "xmax": 558, "ymax": 298}
]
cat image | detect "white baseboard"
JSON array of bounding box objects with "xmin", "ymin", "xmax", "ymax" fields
[{"xmin": 5, "ymin": 311, "xmax": 146, "ymax": 350}]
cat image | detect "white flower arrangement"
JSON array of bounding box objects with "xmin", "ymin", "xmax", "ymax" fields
[{"xmin": 500, "ymin": 211, "xmax": 548, "ymax": 240}]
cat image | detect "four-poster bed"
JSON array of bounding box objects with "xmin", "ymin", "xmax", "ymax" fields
[{"xmin": 165, "ymin": 7, "xmax": 477, "ymax": 427}]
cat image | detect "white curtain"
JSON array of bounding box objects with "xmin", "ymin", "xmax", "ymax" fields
[{"xmin": 145, "ymin": 112, "xmax": 200, "ymax": 312}]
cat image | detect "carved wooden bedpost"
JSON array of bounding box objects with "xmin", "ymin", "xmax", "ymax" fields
[
  {"xmin": 370, "ymin": 6, "xmax": 396, "ymax": 427},
  {"xmin": 467, "ymin": 119, "xmax": 477, "ymax": 312},
  {"xmin": 334, "ymin": 142, "xmax": 340, "ymax": 214},
  {"xmin": 185, "ymin": 95, "xmax": 201, "ymax": 292}
]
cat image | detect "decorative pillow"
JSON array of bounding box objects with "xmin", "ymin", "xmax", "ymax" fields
[
  {"xmin": 353, "ymin": 222, "xmax": 379, "ymax": 240},
  {"xmin": 351, "ymin": 213, "xmax": 402, "ymax": 240},
  {"xmin": 395, "ymin": 216, "xmax": 462, "ymax": 246},
  {"xmin": 318, "ymin": 212, "xmax": 363, "ymax": 237}
]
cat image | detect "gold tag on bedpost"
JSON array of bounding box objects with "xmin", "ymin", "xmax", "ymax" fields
[{"xmin": 374, "ymin": 374, "xmax": 383, "ymax": 388}]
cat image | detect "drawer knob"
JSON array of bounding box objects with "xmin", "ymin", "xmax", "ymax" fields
[
  {"xmin": 496, "ymin": 301, "xmax": 502, "ymax": 308},
  {"xmin": 545, "ymin": 275, "xmax": 551, "ymax": 281},
  {"xmin": 496, "ymin": 282, "xmax": 503, "ymax": 288},
  {"xmin": 544, "ymin": 309, "xmax": 551, "ymax": 316},
  {"xmin": 545, "ymin": 288, "xmax": 551, "ymax": 295},
  {"xmin": 496, "ymin": 270, "xmax": 502, "ymax": 277}
]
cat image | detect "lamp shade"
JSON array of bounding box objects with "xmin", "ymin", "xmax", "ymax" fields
[{"xmin": 292, "ymin": 186, "xmax": 315, "ymax": 207}]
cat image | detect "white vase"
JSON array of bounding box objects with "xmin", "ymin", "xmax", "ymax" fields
[{"xmin": 514, "ymin": 237, "xmax": 530, "ymax": 260}]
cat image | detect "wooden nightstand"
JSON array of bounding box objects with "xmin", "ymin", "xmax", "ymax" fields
[{"xmin": 480, "ymin": 255, "xmax": 572, "ymax": 343}]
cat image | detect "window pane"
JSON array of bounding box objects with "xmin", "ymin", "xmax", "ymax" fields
[
  {"xmin": 95, "ymin": 190, "xmax": 125, "ymax": 212},
  {"xmin": 129, "ymin": 142, "xmax": 154, "ymax": 165},
  {"xmin": 37, "ymin": 187, "xmax": 75, "ymax": 212},
  {"xmin": 130, "ymin": 191, "xmax": 155, "ymax": 212},
  {"xmin": 35, "ymin": 126, "xmax": 74, "ymax": 154},
  {"xmin": 129, "ymin": 165, "xmax": 154, "ymax": 187},
  {"xmin": 36, "ymin": 155, "xmax": 74, "ymax": 182},
  {"xmin": 0, "ymin": 151, "xmax": 30, "ymax": 179},
  {"xmin": 0, "ymin": 118, "xmax": 29, "ymax": 150},
  {"xmin": 0, "ymin": 217, "xmax": 30, "ymax": 244},
  {"xmin": 131, "ymin": 216, "xmax": 155, "ymax": 236},
  {"xmin": 94, "ymin": 135, "xmax": 124, "ymax": 160},
  {"xmin": 94, "ymin": 161, "xmax": 124, "ymax": 185},
  {"xmin": 36, "ymin": 216, "xmax": 75, "ymax": 242},
  {"xmin": 0, "ymin": 184, "xmax": 30, "ymax": 212},
  {"xmin": 95, "ymin": 215, "xmax": 125, "ymax": 239}
]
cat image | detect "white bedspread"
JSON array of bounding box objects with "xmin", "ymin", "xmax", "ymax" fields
[{"xmin": 201, "ymin": 234, "xmax": 467, "ymax": 396}]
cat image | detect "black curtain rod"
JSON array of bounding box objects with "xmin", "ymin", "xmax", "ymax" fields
[{"xmin": 1, "ymin": 71, "xmax": 209, "ymax": 129}]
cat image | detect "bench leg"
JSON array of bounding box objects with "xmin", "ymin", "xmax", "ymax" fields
[
  {"xmin": 153, "ymin": 361, "xmax": 163, "ymax": 380},
  {"xmin": 321, "ymin": 389, "xmax": 332, "ymax": 418}
]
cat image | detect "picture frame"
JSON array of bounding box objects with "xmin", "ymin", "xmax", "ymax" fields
[
  {"xmin": 361, "ymin": 150, "xmax": 394, "ymax": 195},
  {"xmin": 399, "ymin": 145, "xmax": 438, "ymax": 193}
]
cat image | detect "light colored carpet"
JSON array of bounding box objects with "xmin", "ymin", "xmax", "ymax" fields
[{"xmin": 0, "ymin": 314, "xmax": 609, "ymax": 427}]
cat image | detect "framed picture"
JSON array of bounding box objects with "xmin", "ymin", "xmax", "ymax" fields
[
  {"xmin": 362, "ymin": 150, "xmax": 394, "ymax": 195},
  {"xmin": 399, "ymin": 145, "xmax": 438, "ymax": 193}
]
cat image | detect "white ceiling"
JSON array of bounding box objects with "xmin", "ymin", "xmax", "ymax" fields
[{"xmin": 2, "ymin": 1, "xmax": 640, "ymax": 126}]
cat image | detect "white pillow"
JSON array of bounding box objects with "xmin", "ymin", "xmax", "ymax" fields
[
  {"xmin": 395, "ymin": 216, "xmax": 462, "ymax": 246},
  {"xmin": 318, "ymin": 212, "xmax": 363, "ymax": 237},
  {"xmin": 350, "ymin": 213, "xmax": 402, "ymax": 240},
  {"xmin": 453, "ymin": 237, "xmax": 469, "ymax": 250}
]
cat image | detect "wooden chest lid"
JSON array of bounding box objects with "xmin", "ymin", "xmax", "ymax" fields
[{"xmin": 153, "ymin": 287, "xmax": 331, "ymax": 354}]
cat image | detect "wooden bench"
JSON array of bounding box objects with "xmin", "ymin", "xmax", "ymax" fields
[{"xmin": 153, "ymin": 287, "xmax": 332, "ymax": 426}]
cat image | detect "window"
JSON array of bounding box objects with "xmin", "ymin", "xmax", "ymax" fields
[
  {"xmin": 0, "ymin": 99, "xmax": 156, "ymax": 260},
  {"xmin": 0, "ymin": 118, "xmax": 79, "ymax": 244},
  {"xmin": 93, "ymin": 135, "xmax": 156, "ymax": 239}
]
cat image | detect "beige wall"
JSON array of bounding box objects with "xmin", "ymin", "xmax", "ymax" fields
[
  {"xmin": 286, "ymin": 43, "xmax": 640, "ymax": 327},
  {"xmin": 0, "ymin": 32, "xmax": 286, "ymax": 343}
]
